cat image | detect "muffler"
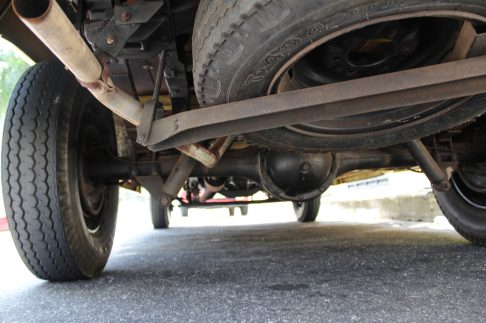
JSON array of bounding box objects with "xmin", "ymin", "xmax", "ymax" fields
[{"xmin": 12, "ymin": 0, "xmax": 143, "ymax": 126}]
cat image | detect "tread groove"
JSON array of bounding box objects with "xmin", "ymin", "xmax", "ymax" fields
[{"xmin": 1, "ymin": 61, "xmax": 118, "ymax": 281}]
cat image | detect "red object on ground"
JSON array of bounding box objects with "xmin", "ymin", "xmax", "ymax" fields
[
  {"xmin": 0, "ymin": 217, "xmax": 8, "ymax": 232},
  {"xmin": 180, "ymin": 191, "xmax": 249, "ymax": 205}
]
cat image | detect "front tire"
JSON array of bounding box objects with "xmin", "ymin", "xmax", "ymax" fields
[
  {"xmin": 293, "ymin": 198, "xmax": 321, "ymax": 223},
  {"xmin": 2, "ymin": 61, "xmax": 119, "ymax": 281}
]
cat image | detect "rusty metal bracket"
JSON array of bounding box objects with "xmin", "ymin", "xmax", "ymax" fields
[
  {"xmin": 114, "ymin": 1, "xmax": 164, "ymax": 25},
  {"xmin": 86, "ymin": 1, "xmax": 164, "ymax": 57},
  {"xmin": 137, "ymin": 50, "xmax": 166, "ymax": 146},
  {"xmin": 146, "ymin": 55, "xmax": 486, "ymax": 151},
  {"xmin": 177, "ymin": 136, "xmax": 234, "ymax": 168},
  {"xmin": 136, "ymin": 101, "xmax": 157, "ymax": 145}
]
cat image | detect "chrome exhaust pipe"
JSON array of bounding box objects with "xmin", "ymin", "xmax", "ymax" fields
[{"xmin": 12, "ymin": 0, "xmax": 143, "ymax": 125}]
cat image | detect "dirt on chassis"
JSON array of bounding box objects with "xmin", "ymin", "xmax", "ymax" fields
[{"xmin": 2, "ymin": 0, "xmax": 486, "ymax": 281}]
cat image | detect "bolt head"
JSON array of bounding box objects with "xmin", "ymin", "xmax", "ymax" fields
[
  {"xmin": 434, "ymin": 182, "xmax": 451, "ymax": 192},
  {"xmin": 105, "ymin": 35, "xmax": 115, "ymax": 46},
  {"xmin": 300, "ymin": 162, "xmax": 311, "ymax": 173}
]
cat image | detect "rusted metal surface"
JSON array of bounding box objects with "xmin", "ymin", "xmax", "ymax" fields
[
  {"xmin": 445, "ymin": 22, "xmax": 477, "ymax": 62},
  {"xmin": 160, "ymin": 155, "xmax": 197, "ymax": 206},
  {"xmin": 401, "ymin": 20, "xmax": 472, "ymax": 192},
  {"xmin": 14, "ymin": 0, "xmax": 486, "ymax": 155},
  {"xmin": 86, "ymin": 145, "xmax": 424, "ymax": 190},
  {"xmin": 147, "ymin": 55, "xmax": 486, "ymax": 150},
  {"xmin": 177, "ymin": 144, "xmax": 219, "ymax": 168},
  {"xmin": 137, "ymin": 51, "xmax": 166, "ymax": 145},
  {"xmin": 13, "ymin": 0, "xmax": 144, "ymax": 125},
  {"xmin": 177, "ymin": 136, "xmax": 234, "ymax": 168},
  {"xmin": 406, "ymin": 139, "xmax": 451, "ymax": 192}
]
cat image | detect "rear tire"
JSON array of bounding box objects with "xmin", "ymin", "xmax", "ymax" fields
[
  {"xmin": 293, "ymin": 198, "xmax": 321, "ymax": 223},
  {"xmin": 435, "ymin": 168, "xmax": 486, "ymax": 246},
  {"xmin": 150, "ymin": 196, "xmax": 170, "ymax": 229},
  {"xmin": 2, "ymin": 61, "xmax": 119, "ymax": 281}
]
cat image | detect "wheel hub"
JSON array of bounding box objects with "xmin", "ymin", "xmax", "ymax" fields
[
  {"xmin": 78, "ymin": 124, "xmax": 107, "ymax": 231},
  {"xmin": 295, "ymin": 20, "xmax": 426, "ymax": 84}
]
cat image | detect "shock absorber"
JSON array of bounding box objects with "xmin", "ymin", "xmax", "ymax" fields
[{"xmin": 406, "ymin": 139, "xmax": 451, "ymax": 192}]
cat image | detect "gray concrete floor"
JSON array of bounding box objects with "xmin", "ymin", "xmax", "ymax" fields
[{"xmin": 1, "ymin": 197, "xmax": 486, "ymax": 322}]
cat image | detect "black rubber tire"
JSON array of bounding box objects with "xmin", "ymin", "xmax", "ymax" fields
[
  {"xmin": 181, "ymin": 207, "xmax": 189, "ymax": 217},
  {"xmin": 1, "ymin": 61, "xmax": 119, "ymax": 281},
  {"xmin": 229, "ymin": 207, "xmax": 235, "ymax": 216},
  {"xmin": 150, "ymin": 196, "xmax": 170, "ymax": 229},
  {"xmin": 240, "ymin": 205, "xmax": 249, "ymax": 216},
  {"xmin": 193, "ymin": 0, "xmax": 486, "ymax": 151},
  {"xmin": 293, "ymin": 198, "xmax": 321, "ymax": 223},
  {"xmin": 435, "ymin": 176, "xmax": 486, "ymax": 246}
]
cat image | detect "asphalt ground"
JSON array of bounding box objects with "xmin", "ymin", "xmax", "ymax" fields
[{"xmin": 1, "ymin": 198, "xmax": 486, "ymax": 322}]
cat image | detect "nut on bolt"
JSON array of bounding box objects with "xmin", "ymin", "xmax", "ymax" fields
[
  {"xmin": 120, "ymin": 11, "xmax": 131, "ymax": 22},
  {"xmin": 105, "ymin": 35, "xmax": 115, "ymax": 46},
  {"xmin": 434, "ymin": 181, "xmax": 452, "ymax": 192}
]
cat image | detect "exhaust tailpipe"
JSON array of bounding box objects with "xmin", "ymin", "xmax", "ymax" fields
[{"xmin": 12, "ymin": 0, "xmax": 143, "ymax": 126}]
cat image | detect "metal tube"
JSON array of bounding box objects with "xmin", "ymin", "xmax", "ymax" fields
[
  {"xmin": 12, "ymin": 0, "xmax": 143, "ymax": 125},
  {"xmin": 84, "ymin": 149, "xmax": 262, "ymax": 183},
  {"xmin": 152, "ymin": 51, "xmax": 166, "ymax": 102},
  {"xmin": 86, "ymin": 148, "xmax": 420, "ymax": 184},
  {"xmin": 406, "ymin": 139, "xmax": 451, "ymax": 191},
  {"xmin": 160, "ymin": 155, "xmax": 197, "ymax": 206},
  {"xmin": 200, "ymin": 178, "xmax": 226, "ymax": 203}
]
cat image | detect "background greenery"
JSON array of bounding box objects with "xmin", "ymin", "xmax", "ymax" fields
[
  {"xmin": 0, "ymin": 38, "xmax": 31, "ymax": 117},
  {"xmin": 0, "ymin": 38, "xmax": 32, "ymax": 216}
]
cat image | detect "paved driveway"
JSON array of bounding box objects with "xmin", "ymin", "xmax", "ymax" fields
[{"xmin": 1, "ymin": 201, "xmax": 485, "ymax": 322}]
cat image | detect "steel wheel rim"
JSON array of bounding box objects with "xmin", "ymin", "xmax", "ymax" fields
[
  {"xmin": 268, "ymin": 11, "xmax": 486, "ymax": 138},
  {"xmin": 453, "ymin": 165, "xmax": 486, "ymax": 210},
  {"xmin": 78, "ymin": 122, "xmax": 107, "ymax": 233}
]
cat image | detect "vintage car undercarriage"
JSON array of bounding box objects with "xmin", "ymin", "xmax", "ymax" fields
[{"xmin": 2, "ymin": 0, "xmax": 486, "ymax": 280}]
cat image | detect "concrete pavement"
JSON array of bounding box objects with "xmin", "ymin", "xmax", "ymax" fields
[{"xmin": 1, "ymin": 199, "xmax": 486, "ymax": 322}]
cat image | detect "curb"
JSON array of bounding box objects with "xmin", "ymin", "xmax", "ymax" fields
[{"xmin": 322, "ymin": 192, "xmax": 443, "ymax": 223}]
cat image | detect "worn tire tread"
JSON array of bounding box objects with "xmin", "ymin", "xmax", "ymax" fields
[{"xmin": 2, "ymin": 62, "xmax": 83, "ymax": 280}]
